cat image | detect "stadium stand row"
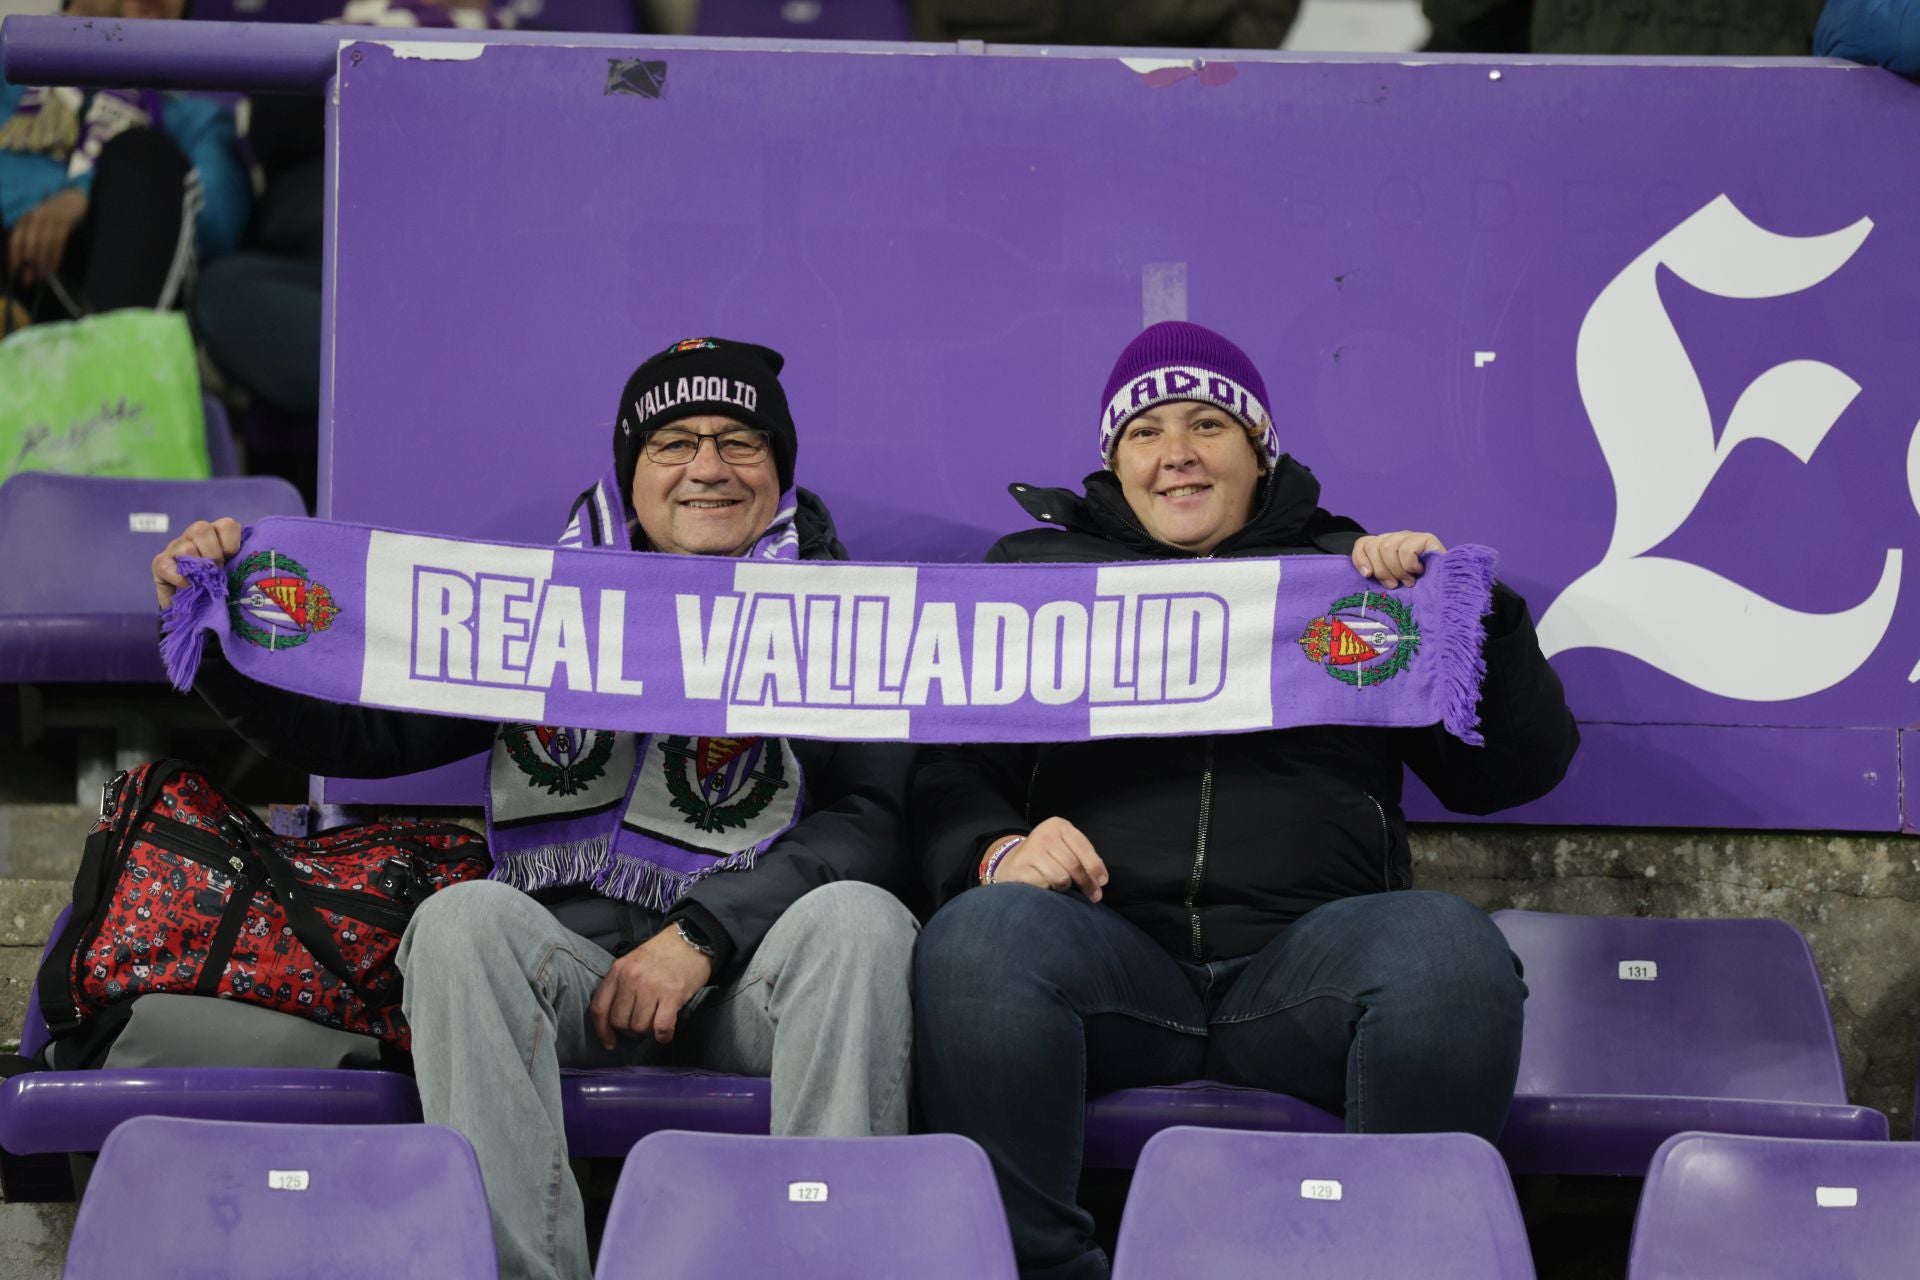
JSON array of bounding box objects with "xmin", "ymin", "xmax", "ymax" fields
[
  {"xmin": 51, "ymin": 1116, "xmax": 1920, "ymax": 1278},
  {"xmin": 2, "ymin": 890, "xmax": 1885, "ymax": 1175},
  {"xmin": 0, "ymin": 470, "xmax": 304, "ymax": 802}
]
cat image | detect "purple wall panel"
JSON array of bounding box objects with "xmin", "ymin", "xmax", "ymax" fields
[
  {"xmin": 1404, "ymin": 724, "xmax": 1897, "ymax": 830},
  {"xmin": 1905, "ymin": 730, "xmax": 1918, "ymax": 833},
  {"xmin": 319, "ymin": 42, "xmax": 1920, "ymax": 824}
]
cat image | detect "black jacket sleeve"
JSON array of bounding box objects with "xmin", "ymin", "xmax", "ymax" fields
[
  {"xmin": 193, "ymin": 646, "xmax": 494, "ymax": 778},
  {"xmin": 908, "ymin": 739, "xmax": 1036, "ymax": 908},
  {"xmin": 670, "ymin": 739, "xmax": 915, "ymax": 974},
  {"xmin": 1401, "ymin": 582, "xmax": 1580, "ymax": 814}
]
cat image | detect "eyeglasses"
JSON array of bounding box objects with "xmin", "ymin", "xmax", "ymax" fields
[{"xmin": 642, "ymin": 427, "xmax": 771, "ymax": 466}]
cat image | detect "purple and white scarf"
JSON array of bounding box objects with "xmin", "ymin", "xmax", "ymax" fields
[
  {"xmin": 478, "ymin": 469, "xmax": 806, "ymax": 907},
  {"xmin": 161, "ymin": 492, "xmax": 1501, "ymax": 905},
  {"xmin": 0, "ymin": 87, "xmax": 167, "ymax": 178}
]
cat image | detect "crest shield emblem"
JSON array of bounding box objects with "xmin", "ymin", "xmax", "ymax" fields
[
  {"xmin": 228, "ymin": 550, "xmax": 339, "ymax": 651},
  {"xmin": 658, "ymin": 735, "xmax": 790, "ymax": 835},
  {"xmin": 1299, "ymin": 592, "xmax": 1422, "ymax": 688},
  {"xmin": 503, "ymin": 726, "xmax": 619, "ymax": 797}
]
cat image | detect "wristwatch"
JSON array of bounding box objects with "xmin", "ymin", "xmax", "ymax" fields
[{"xmin": 674, "ymin": 917, "xmax": 718, "ymax": 957}]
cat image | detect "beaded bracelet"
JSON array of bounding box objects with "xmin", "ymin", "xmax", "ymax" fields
[{"xmin": 979, "ymin": 836, "xmax": 1025, "ymax": 885}]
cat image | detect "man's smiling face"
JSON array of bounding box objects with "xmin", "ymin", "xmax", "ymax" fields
[{"xmin": 630, "ymin": 413, "xmax": 780, "ymax": 557}]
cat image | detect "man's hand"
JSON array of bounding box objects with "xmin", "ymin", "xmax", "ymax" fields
[
  {"xmin": 8, "ymin": 188, "xmax": 87, "ymax": 286},
  {"xmin": 153, "ymin": 518, "xmax": 243, "ymax": 609},
  {"xmin": 1352, "ymin": 531, "xmax": 1447, "ymax": 589},
  {"xmin": 982, "ymin": 816, "xmax": 1108, "ymax": 902},
  {"xmin": 588, "ymin": 925, "xmax": 714, "ymax": 1051}
]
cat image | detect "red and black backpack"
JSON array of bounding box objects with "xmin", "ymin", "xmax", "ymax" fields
[{"xmin": 38, "ymin": 759, "xmax": 491, "ymax": 1057}]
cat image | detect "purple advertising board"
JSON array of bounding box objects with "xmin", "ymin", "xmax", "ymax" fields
[{"xmin": 320, "ymin": 39, "xmax": 1920, "ymax": 827}]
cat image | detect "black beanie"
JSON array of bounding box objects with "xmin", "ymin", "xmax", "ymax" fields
[{"xmin": 612, "ymin": 337, "xmax": 797, "ymax": 491}]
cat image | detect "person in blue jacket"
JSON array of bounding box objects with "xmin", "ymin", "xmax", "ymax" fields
[
  {"xmin": 0, "ymin": 0, "xmax": 246, "ymax": 324},
  {"xmin": 1816, "ymin": 0, "xmax": 1920, "ymax": 78}
]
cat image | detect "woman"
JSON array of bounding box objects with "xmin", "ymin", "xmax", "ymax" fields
[{"xmin": 909, "ymin": 320, "xmax": 1579, "ymax": 1280}]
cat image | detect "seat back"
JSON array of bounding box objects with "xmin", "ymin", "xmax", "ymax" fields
[
  {"xmin": 1111, "ymin": 1127, "xmax": 1534, "ymax": 1279},
  {"xmin": 18, "ymin": 904, "xmax": 70, "ymax": 1062},
  {"xmin": 1494, "ymin": 911, "xmax": 1848, "ymax": 1102},
  {"xmin": 202, "ymin": 394, "xmax": 239, "ymax": 477},
  {"xmin": 596, "ymin": 1130, "xmax": 1017, "ymax": 1279},
  {"xmin": 0, "ymin": 471, "xmax": 304, "ymax": 615},
  {"xmin": 1628, "ymin": 1132, "xmax": 1920, "ymax": 1278},
  {"xmin": 63, "ymin": 1116, "xmax": 496, "ymax": 1279}
]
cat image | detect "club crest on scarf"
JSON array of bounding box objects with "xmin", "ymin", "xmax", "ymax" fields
[
  {"xmin": 1298, "ymin": 592, "xmax": 1421, "ymax": 688},
  {"xmin": 227, "ymin": 550, "xmax": 339, "ymax": 651},
  {"xmin": 502, "ymin": 726, "xmax": 619, "ymax": 797},
  {"xmin": 658, "ymin": 735, "xmax": 790, "ymax": 834}
]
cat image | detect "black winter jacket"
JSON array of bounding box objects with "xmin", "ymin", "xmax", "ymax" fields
[
  {"xmin": 192, "ymin": 488, "xmax": 913, "ymax": 976},
  {"xmin": 911, "ymin": 458, "xmax": 1579, "ymax": 961}
]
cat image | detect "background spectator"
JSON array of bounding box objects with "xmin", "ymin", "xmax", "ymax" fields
[
  {"xmin": 0, "ymin": 0, "xmax": 246, "ymax": 323},
  {"xmin": 1816, "ymin": 0, "xmax": 1920, "ymax": 76}
]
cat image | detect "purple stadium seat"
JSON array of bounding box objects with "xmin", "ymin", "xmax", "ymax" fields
[
  {"xmin": 1493, "ymin": 911, "xmax": 1887, "ymax": 1176},
  {"xmin": 696, "ymin": 0, "xmax": 910, "ymax": 40},
  {"xmin": 202, "ymin": 392, "xmax": 240, "ymax": 476},
  {"xmin": 1111, "ymin": 1127, "xmax": 1535, "ymax": 1280},
  {"xmin": 0, "ymin": 1068, "xmax": 422, "ymax": 1157},
  {"xmin": 561, "ymin": 1066, "xmax": 772, "ymax": 1155},
  {"xmin": 61, "ymin": 1117, "xmax": 497, "ymax": 1279},
  {"xmin": 0, "ymin": 471, "xmax": 304, "ymax": 683},
  {"xmin": 1627, "ymin": 1132, "xmax": 1920, "ymax": 1279},
  {"xmin": 562, "ymin": 1068, "xmax": 1339, "ymax": 1165},
  {"xmin": 1, "ymin": 907, "xmax": 420, "ymax": 1169},
  {"xmin": 596, "ymin": 1130, "xmax": 1017, "ymax": 1279},
  {"xmin": 1082, "ymin": 1082, "xmax": 1343, "ymax": 1169}
]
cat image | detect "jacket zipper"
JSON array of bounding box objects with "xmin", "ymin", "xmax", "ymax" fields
[
  {"xmin": 1183, "ymin": 738, "xmax": 1217, "ymax": 960},
  {"xmin": 1366, "ymin": 793, "xmax": 1393, "ymax": 890},
  {"xmin": 1057, "ymin": 478, "xmax": 1279, "ymax": 960}
]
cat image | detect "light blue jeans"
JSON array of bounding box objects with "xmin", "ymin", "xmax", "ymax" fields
[{"xmin": 397, "ymin": 879, "xmax": 918, "ymax": 1280}]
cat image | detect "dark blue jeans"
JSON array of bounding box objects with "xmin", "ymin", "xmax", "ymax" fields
[{"xmin": 912, "ymin": 887, "xmax": 1527, "ymax": 1280}]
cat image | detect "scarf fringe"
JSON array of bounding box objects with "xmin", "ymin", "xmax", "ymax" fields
[
  {"xmin": 488, "ymin": 839, "xmax": 612, "ymax": 895},
  {"xmin": 160, "ymin": 556, "xmax": 230, "ymax": 693},
  {"xmin": 1425, "ymin": 544, "xmax": 1498, "ymax": 747},
  {"xmin": 484, "ymin": 830, "xmax": 772, "ymax": 912},
  {"xmin": 590, "ymin": 845, "xmax": 767, "ymax": 912},
  {"xmin": 593, "ymin": 856, "xmax": 696, "ymax": 914}
]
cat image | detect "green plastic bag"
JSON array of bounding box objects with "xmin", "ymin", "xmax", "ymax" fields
[{"xmin": 0, "ymin": 309, "xmax": 210, "ymax": 483}]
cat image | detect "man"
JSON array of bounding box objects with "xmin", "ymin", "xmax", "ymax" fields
[
  {"xmin": 910, "ymin": 321, "xmax": 1579, "ymax": 1280},
  {"xmin": 2, "ymin": 0, "xmax": 246, "ymax": 324},
  {"xmin": 153, "ymin": 338, "xmax": 918, "ymax": 1280}
]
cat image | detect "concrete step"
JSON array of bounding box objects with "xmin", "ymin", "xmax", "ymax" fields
[
  {"xmin": 0, "ymin": 809, "xmax": 91, "ymax": 885},
  {"xmin": 0, "ymin": 881, "xmax": 71, "ymax": 1047},
  {"xmin": 0, "ymin": 1203, "xmax": 77, "ymax": 1278}
]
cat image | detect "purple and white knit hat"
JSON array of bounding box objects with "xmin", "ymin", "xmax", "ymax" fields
[{"xmin": 1098, "ymin": 321, "xmax": 1280, "ymax": 471}]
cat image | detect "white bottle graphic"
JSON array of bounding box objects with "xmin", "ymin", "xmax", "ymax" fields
[{"xmin": 1537, "ymin": 195, "xmax": 1898, "ymax": 701}]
